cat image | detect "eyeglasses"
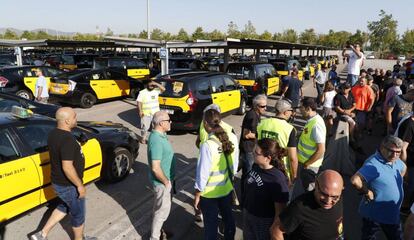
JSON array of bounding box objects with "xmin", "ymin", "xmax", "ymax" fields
[
  {"xmin": 316, "ymin": 180, "xmax": 341, "ymax": 201},
  {"xmin": 384, "ymin": 146, "xmax": 401, "ymax": 155},
  {"xmin": 258, "ymin": 105, "xmax": 267, "ymax": 109}
]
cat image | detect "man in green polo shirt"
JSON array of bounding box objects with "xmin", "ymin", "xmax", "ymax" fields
[{"xmin": 147, "ymin": 110, "xmax": 176, "ymax": 240}]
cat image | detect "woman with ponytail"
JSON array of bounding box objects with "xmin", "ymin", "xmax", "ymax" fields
[
  {"xmin": 243, "ymin": 138, "xmax": 289, "ymax": 240},
  {"xmin": 194, "ymin": 109, "xmax": 238, "ymax": 240}
]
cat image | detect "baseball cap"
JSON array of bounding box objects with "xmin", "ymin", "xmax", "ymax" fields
[
  {"xmin": 275, "ymin": 99, "xmax": 293, "ymax": 113},
  {"xmin": 203, "ymin": 103, "xmax": 221, "ymax": 113}
]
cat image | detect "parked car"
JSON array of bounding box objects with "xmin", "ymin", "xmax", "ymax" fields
[
  {"xmin": 0, "ymin": 92, "xmax": 59, "ymax": 118},
  {"xmin": 0, "ymin": 107, "xmax": 139, "ymax": 223}
]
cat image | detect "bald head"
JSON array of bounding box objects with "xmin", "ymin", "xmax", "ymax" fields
[
  {"xmin": 56, "ymin": 107, "xmax": 77, "ymax": 130},
  {"xmin": 314, "ymin": 170, "xmax": 344, "ymax": 209},
  {"xmin": 317, "ymin": 170, "xmax": 344, "ymax": 190}
]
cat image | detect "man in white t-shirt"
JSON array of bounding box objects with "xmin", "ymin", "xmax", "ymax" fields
[
  {"xmin": 313, "ymin": 65, "xmax": 328, "ymax": 105},
  {"xmin": 136, "ymin": 80, "xmax": 166, "ymax": 143},
  {"xmin": 342, "ymin": 43, "xmax": 364, "ymax": 86},
  {"xmin": 34, "ymin": 68, "xmax": 49, "ymax": 103}
]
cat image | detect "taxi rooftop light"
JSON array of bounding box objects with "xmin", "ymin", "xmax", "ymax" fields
[{"xmin": 11, "ymin": 106, "xmax": 33, "ymax": 119}]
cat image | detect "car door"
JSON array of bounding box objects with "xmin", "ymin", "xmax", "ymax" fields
[
  {"xmin": 209, "ymin": 76, "xmax": 228, "ymax": 113},
  {"xmin": 0, "ymin": 128, "xmax": 40, "ymax": 222},
  {"xmin": 22, "ymin": 68, "xmax": 38, "ymax": 96},
  {"xmin": 89, "ymin": 70, "xmax": 113, "ymax": 99},
  {"xmin": 223, "ymin": 75, "xmax": 241, "ymax": 111},
  {"xmin": 105, "ymin": 70, "xmax": 130, "ymax": 97}
]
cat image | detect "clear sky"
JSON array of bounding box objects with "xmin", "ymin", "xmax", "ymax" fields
[{"xmin": 1, "ymin": 0, "xmax": 413, "ymax": 35}]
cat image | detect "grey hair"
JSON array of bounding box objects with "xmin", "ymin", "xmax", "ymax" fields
[
  {"xmin": 393, "ymin": 78, "xmax": 403, "ymax": 86},
  {"xmin": 253, "ymin": 94, "xmax": 267, "ymax": 108},
  {"xmin": 152, "ymin": 111, "xmax": 168, "ymax": 126},
  {"xmin": 381, "ymin": 135, "xmax": 403, "ymax": 149}
]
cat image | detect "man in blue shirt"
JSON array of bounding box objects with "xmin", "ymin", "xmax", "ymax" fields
[{"xmin": 351, "ymin": 135, "xmax": 407, "ymax": 240}]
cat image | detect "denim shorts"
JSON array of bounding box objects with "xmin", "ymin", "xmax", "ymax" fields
[{"xmin": 53, "ymin": 184, "xmax": 85, "ymax": 227}]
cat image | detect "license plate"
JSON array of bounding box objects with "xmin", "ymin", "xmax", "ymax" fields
[{"xmin": 162, "ymin": 109, "xmax": 174, "ymax": 114}]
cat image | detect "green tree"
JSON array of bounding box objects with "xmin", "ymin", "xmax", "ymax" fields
[
  {"xmin": 176, "ymin": 28, "xmax": 190, "ymax": 41},
  {"xmin": 20, "ymin": 30, "xmax": 35, "ymax": 40},
  {"xmin": 138, "ymin": 30, "xmax": 148, "ymax": 39},
  {"xmin": 35, "ymin": 30, "xmax": 50, "ymax": 39},
  {"xmin": 227, "ymin": 21, "xmax": 241, "ymax": 38},
  {"xmin": 128, "ymin": 33, "xmax": 138, "ymax": 38},
  {"xmin": 349, "ymin": 29, "xmax": 369, "ymax": 47},
  {"xmin": 192, "ymin": 27, "xmax": 206, "ymax": 40},
  {"xmin": 280, "ymin": 29, "xmax": 298, "ymax": 43},
  {"xmin": 4, "ymin": 29, "xmax": 18, "ymax": 39},
  {"xmin": 401, "ymin": 29, "xmax": 414, "ymax": 55},
  {"xmin": 367, "ymin": 10, "xmax": 398, "ymax": 56},
  {"xmin": 272, "ymin": 32, "xmax": 282, "ymax": 41},
  {"xmin": 151, "ymin": 28, "xmax": 164, "ymax": 40},
  {"xmin": 259, "ymin": 30, "xmax": 273, "ymax": 40},
  {"xmin": 241, "ymin": 20, "xmax": 257, "ymax": 39},
  {"xmin": 207, "ymin": 29, "xmax": 225, "ymax": 40},
  {"xmin": 300, "ymin": 28, "xmax": 317, "ymax": 44}
]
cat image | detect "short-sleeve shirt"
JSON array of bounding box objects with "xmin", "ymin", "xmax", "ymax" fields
[
  {"xmin": 240, "ymin": 109, "xmax": 260, "ymax": 153},
  {"xmin": 147, "ymin": 130, "xmax": 176, "ymax": 186},
  {"xmin": 314, "ymin": 71, "xmax": 328, "ymax": 85},
  {"xmin": 398, "ymin": 117, "xmax": 414, "ymax": 167},
  {"xmin": 357, "ymin": 151, "xmax": 406, "ymax": 224},
  {"xmin": 348, "ymin": 51, "xmax": 364, "ymax": 76},
  {"xmin": 334, "ymin": 93, "xmax": 355, "ymax": 115},
  {"xmin": 35, "ymin": 76, "xmax": 49, "ymax": 98},
  {"xmin": 280, "ymin": 191, "xmax": 344, "ymax": 240},
  {"xmin": 351, "ymin": 85, "xmax": 375, "ymax": 111},
  {"xmin": 310, "ymin": 114, "xmax": 326, "ymax": 144},
  {"xmin": 136, "ymin": 88, "xmax": 161, "ymax": 115},
  {"xmin": 283, "ymin": 77, "xmax": 303, "ymax": 107},
  {"xmin": 243, "ymin": 164, "xmax": 289, "ymax": 218},
  {"xmin": 48, "ymin": 128, "xmax": 85, "ymax": 186}
]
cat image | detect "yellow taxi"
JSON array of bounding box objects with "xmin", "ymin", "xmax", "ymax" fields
[
  {"xmin": 0, "ymin": 66, "xmax": 64, "ymax": 100},
  {"xmin": 0, "ymin": 107, "xmax": 139, "ymax": 223},
  {"xmin": 155, "ymin": 72, "xmax": 247, "ymax": 130},
  {"xmin": 94, "ymin": 57, "xmax": 150, "ymax": 80},
  {"xmin": 268, "ymin": 58, "xmax": 304, "ymax": 81},
  {"xmin": 49, "ymin": 68, "xmax": 144, "ymax": 108},
  {"xmin": 226, "ymin": 62, "xmax": 280, "ymax": 97}
]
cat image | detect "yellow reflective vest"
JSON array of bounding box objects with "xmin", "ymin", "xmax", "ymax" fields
[
  {"xmin": 298, "ymin": 115, "xmax": 326, "ymax": 167},
  {"xmin": 257, "ymin": 117, "xmax": 294, "ymax": 179},
  {"xmin": 137, "ymin": 88, "xmax": 160, "ymax": 116},
  {"xmin": 201, "ymin": 136, "xmax": 234, "ymax": 198}
]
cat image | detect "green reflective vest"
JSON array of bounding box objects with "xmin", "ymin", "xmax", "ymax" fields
[
  {"xmin": 201, "ymin": 136, "xmax": 234, "ymax": 198},
  {"xmin": 298, "ymin": 115, "xmax": 326, "ymax": 167},
  {"xmin": 257, "ymin": 117, "xmax": 294, "ymax": 179}
]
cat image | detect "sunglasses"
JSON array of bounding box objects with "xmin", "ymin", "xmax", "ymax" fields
[{"xmin": 258, "ymin": 105, "xmax": 267, "ymax": 108}]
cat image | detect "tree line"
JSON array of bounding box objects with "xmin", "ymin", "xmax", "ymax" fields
[{"xmin": 1, "ymin": 10, "xmax": 412, "ymax": 57}]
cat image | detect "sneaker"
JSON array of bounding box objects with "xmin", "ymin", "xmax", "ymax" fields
[
  {"xmin": 195, "ymin": 212, "xmax": 203, "ymax": 222},
  {"xmin": 30, "ymin": 231, "xmax": 47, "ymax": 240},
  {"xmin": 83, "ymin": 236, "xmax": 97, "ymax": 240}
]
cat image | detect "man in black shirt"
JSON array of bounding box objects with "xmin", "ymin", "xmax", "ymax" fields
[
  {"xmin": 240, "ymin": 94, "xmax": 267, "ymax": 196},
  {"xmin": 334, "ymin": 83, "xmax": 356, "ymax": 139},
  {"xmin": 31, "ymin": 107, "xmax": 96, "ymax": 240},
  {"xmin": 275, "ymin": 170, "xmax": 344, "ymax": 240}
]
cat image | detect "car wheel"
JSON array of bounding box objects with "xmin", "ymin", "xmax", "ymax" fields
[
  {"xmin": 16, "ymin": 89, "xmax": 33, "ymax": 100},
  {"xmin": 237, "ymin": 98, "xmax": 246, "ymax": 115},
  {"xmin": 104, "ymin": 147, "xmax": 133, "ymax": 182},
  {"xmin": 80, "ymin": 92, "xmax": 96, "ymax": 108}
]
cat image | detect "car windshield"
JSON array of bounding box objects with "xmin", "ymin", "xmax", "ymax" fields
[
  {"xmin": 227, "ymin": 64, "xmax": 254, "ymax": 79},
  {"xmin": 157, "ymin": 79, "xmax": 188, "ymax": 98},
  {"xmin": 61, "ymin": 55, "xmax": 75, "ymax": 64},
  {"xmin": 0, "ymin": 55, "xmax": 16, "ymax": 66}
]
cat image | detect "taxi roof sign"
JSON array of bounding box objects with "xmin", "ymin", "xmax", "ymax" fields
[{"xmin": 11, "ymin": 106, "xmax": 33, "ymax": 119}]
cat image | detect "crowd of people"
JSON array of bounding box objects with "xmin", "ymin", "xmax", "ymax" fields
[{"xmin": 28, "ymin": 44, "xmax": 414, "ymax": 240}]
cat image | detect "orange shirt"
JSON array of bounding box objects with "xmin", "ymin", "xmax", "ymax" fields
[{"xmin": 352, "ymin": 85, "xmax": 375, "ymax": 111}]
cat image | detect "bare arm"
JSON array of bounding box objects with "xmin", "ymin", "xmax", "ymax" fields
[
  {"xmin": 151, "ymin": 81, "xmax": 166, "ymax": 93},
  {"xmin": 350, "ymin": 45, "xmax": 363, "ymax": 58},
  {"xmin": 303, "ymin": 143, "xmax": 325, "ymax": 168},
  {"xmin": 137, "ymin": 101, "xmax": 144, "ymax": 117},
  {"xmin": 243, "ymin": 128, "xmax": 256, "ymax": 140},
  {"xmin": 287, "ymin": 147, "xmax": 298, "ymax": 180},
  {"xmin": 62, "ymin": 160, "xmax": 85, "ymax": 198},
  {"xmin": 351, "ymin": 172, "xmax": 374, "ymax": 201},
  {"xmin": 271, "ymin": 202, "xmax": 287, "ymax": 240},
  {"xmin": 152, "ymin": 160, "xmax": 170, "ymax": 186},
  {"xmin": 386, "ymin": 106, "xmax": 394, "ymax": 129},
  {"xmin": 36, "ymin": 86, "xmax": 43, "ymax": 100}
]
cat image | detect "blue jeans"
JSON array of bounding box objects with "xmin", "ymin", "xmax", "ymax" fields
[
  {"xmin": 200, "ymin": 193, "xmax": 235, "ymax": 240},
  {"xmin": 316, "ymin": 83, "xmax": 324, "ymax": 104},
  {"xmin": 361, "ymin": 218, "xmax": 403, "ymax": 240},
  {"xmin": 347, "ymin": 74, "xmax": 359, "ymax": 86},
  {"xmin": 53, "ymin": 184, "xmax": 86, "ymax": 227}
]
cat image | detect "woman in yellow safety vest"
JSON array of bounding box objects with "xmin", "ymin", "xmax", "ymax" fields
[{"xmin": 194, "ymin": 109, "xmax": 236, "ymax": 240}]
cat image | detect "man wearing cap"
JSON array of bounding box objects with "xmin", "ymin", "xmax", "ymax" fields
[
  {"xmin": 137, "ymin": 80, "xmax": 166, "ymax": 144},
  {"xmin": 257, "ymin": 99, "xmax": 298, "ymax": 184},
  {"xmin": 297, "ymin": 97, "xmax": 326, "ymax": 194},
  {"xmin": 334, "ymin": 83, "xmax": 357, "ymax": 140}
]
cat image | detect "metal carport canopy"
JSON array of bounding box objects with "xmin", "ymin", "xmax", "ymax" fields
[{"xmin": 0, "ymin": 39, "xmax": 120, "ymax": 48}]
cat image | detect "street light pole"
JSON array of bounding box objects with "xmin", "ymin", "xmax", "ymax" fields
[{"xmin": 147, "ymin": 0, "xmax": 150, "ymax": 39}]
